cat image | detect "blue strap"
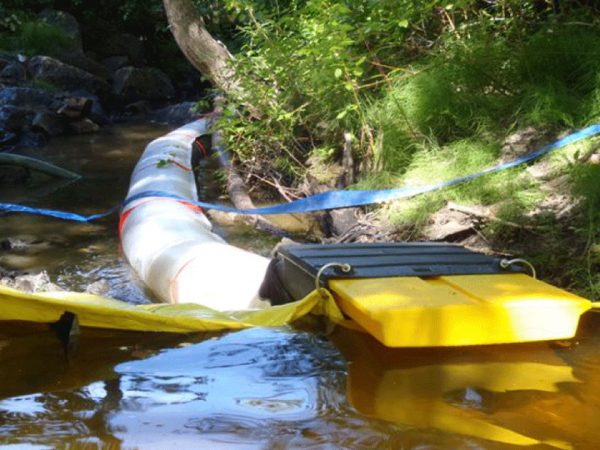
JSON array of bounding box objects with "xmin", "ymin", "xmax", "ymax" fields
[
  {"xmin": 0, "ymin": 203, "xmax": 119, "ymax": 222},
  {"xmin": 2, "ymin": 124, "xmax": 600, "ymax": 221}
]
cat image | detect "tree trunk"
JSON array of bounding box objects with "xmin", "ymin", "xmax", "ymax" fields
[{"xmin": 162, "ymin": 0, "xmax": 238, "ymax": 93}]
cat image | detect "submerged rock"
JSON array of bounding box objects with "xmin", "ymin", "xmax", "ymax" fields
[{"xmin": 1, "ymin": 271, "xmax": 63, "ymax": 293}]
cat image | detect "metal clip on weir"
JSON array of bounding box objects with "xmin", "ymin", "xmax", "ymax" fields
[
  {"xmin": 315, "ymin": 262, "xmax": 352, "ymax": 297},
  {"xmin": 500, "ymin": 258, "xmax": 537, "ymax": 279}
]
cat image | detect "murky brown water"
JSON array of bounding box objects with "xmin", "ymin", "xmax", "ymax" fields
[{"xmin": 1, "ymin": 123, "xmax": 600, "ymax": 449}]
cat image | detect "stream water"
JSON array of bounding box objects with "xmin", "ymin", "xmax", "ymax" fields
[{"xmin": 1, "ymin": 123, "xmax": 600, "ymax": 449}]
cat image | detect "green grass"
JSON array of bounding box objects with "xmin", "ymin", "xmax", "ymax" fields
[
  {"xmin": 0, "ymin": 19, "xmax": 75, "ymax": 56},
  {"xmin": 359, "ymin": 21, "xmax": 600, "ymax": 239}
]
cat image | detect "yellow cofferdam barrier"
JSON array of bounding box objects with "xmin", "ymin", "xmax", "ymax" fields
[
  {"xmin": 0, "ymin": 273, "xmax": 593, "ymax": 347},
  {"xmin": 0, "ymin": 285, "xmax": 343, "ymax": 332},
  {"xmin": 330, "ymin": 273, "xmax": 592, "ymax": 347}
]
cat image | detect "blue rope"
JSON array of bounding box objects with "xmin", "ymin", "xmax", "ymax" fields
[{"xmin": 3, "ymin": 124, "xmax": 600, "ymax": 221}]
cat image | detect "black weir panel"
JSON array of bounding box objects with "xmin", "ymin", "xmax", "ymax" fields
[{"xmin": 276, "ymin": 242, "xmax": 528, "ymax": 282}]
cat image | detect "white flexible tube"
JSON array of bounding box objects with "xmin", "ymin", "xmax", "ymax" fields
[{"xmin": 121, "ymin": 119, "xmax": 270, "ymax": 311}]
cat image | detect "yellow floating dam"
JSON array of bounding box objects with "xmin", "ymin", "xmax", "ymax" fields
[
  {"xmin": 329, "ymin": 273, "xmax": 591, "ymax": 347},
  {"xmin": 261, "ymin": 242, "xmax": 594, "ymax": 347}
]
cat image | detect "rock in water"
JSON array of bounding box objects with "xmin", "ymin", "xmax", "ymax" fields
[{"xmin": 113, "ymin": 66, "xmax": 174, "ymax": 102}]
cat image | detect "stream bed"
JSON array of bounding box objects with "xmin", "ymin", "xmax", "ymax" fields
[{"xmin": 1, "ymin": 123, "xmax": 600, "ymax": 449}]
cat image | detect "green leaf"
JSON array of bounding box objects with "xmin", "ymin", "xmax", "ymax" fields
[{"xmin": 334, "ymin": 68, "xmax": 343, "ymax": 79}]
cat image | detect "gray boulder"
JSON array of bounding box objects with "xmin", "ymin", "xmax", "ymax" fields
[
  {"xmin": 28, "ymin": 56, "xmax": 110, "ymax": 96},
  {"xmin": 0, "ymin": 106, "xmax": 33, "ymax": 132},
  {"xmin": 0, "ymin": 87, "xmax": 55, "ymax": 109},
  {"xmin": 113, "ymin": 66, "xmax": 174, "ymax": 102},
  {"xmin": 0, "ymin": 62, "xmax": 27, "ymax": 84},
  {"xmin": 55, "ymin": 51, "xmax": 110, "ymax": 80}
]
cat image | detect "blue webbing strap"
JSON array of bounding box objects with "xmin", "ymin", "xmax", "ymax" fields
[
  {"xmin": 0, "ymin": 204, "xmax": 118, "ymax": 222},
  {"xmin": 2, "ymin": 124, "xmax": 600, "ymax": 221}
]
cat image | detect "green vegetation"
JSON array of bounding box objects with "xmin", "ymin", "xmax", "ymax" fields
[
  {"xmin": 211, "ymin": 0, "xmax": 600, "ymax": 298},
  {"xmin": 0, "ymin": 13, "xmax": 75, "ymax": 56}
]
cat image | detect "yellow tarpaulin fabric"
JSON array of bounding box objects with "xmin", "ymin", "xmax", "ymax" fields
[{"xmin": 0, "ymin": 285, "xmax": 344, "ymax": 332}]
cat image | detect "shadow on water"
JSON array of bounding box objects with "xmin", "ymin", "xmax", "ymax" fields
[{"xmin": 1, "ymin": 123, "xmax": 600, "ymax": 449}]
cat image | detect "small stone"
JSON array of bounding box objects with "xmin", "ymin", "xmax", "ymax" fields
[{"xmin": 85, "ymin": 279, "xmax": 110, "ymax": 296}]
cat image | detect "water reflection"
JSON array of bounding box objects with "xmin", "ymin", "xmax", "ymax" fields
[
  {"xmin": 331, "ymin": 314, "xmax": 600, "ymax": 449},
  {"xmin": 2, "ymin": 317, "xmax": 600, "ymax": 448}
]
